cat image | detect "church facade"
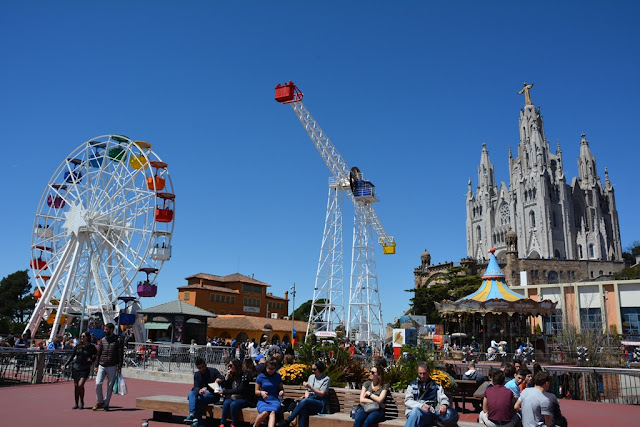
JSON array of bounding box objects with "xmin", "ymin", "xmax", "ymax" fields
[{"xmin": 466, "ymin": 84, "xmax": 623, "ymax": 264}]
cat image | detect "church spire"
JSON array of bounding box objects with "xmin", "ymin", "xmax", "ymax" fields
[
  {"xmin": 478, "ymin": 143, "xmax": 496, "ymax": 195},
  {"xmin": 578, "ymin": 133, "xmax": 598, "ymax": 186}
]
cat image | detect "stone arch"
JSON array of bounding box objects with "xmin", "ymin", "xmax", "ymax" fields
[
  {"xmin": 548, "ymin": 271, "xmax": 559, "ymax": 284},
  {"xmin": 554, "ymin": 249, "xmax": 561, "ymax": 259},
  {"xmin": 236, "ymin": 332, "xmax": 248, "ymax": 342},
  {"xmin": 219, "ymin": 331, "xmax": 231, "ymax": 339},
  {"xmin": 271, "ymin": 333, "xmax": 280, "ymax": 343},
  {"xmin": 529, "ymin": 250, "xmax": 540, "ymax": 259}
]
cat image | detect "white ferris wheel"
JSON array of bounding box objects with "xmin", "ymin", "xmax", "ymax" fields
[{"xmin": 26, "ymin": 135, "xmax": 175, "ymax": 342}]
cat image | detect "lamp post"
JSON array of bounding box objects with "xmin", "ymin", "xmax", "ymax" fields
[
  {"xmin": 290, "ymin": 283, "xmax": 296, "ymax": 343},
  {"xmin": 603, "ymin": 291, "xmax": 610, "ymax": 346}
]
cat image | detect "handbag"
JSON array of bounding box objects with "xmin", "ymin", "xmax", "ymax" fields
[
  {"xmin": 362, "ymin": 402, "xmax": 379, "ymax": 413},
  {"xmin": 350, "ymin": 404, "xmax": 363, "ymax": 419},
  {"xmin": 115, "ymin": 373, "xmax": 128, "ymax": 395}
]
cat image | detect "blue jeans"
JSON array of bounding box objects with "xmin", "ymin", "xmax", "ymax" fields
[
  {"xmin": 95, "ymin": 365, "xmax": 118, "ymax": 407},
  {"xmin": 286, "ymin": 398, "xmax": 324, "ymax": 427},
  {"xmin": 405, "ymin": 406, "xmax": 458, "ymax": 427},
  {"xmin": 188, "ymin": 390, "xmax": 219, "ymax": 418},
  {"xmin": 221, "ymin": 398, "xmax": 250, "ymax": 426},
  {"xmin": 354, "ymin": 408, "xmax": 385, "ymax": 427}
]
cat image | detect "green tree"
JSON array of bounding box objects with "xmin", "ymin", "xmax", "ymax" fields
[
  {"xmin": 406, "ymin": 267, "xmax": 482, "ymax": 323},
  {"xmin": 290, "ymin": 299, "xmax": 329, "ymax": 322},
  {"xmin": 627, "ymin": 241, "xmax": 640, "ymax": 257},
  {"xmin": 0, "ymin": 270, "xmax": 34, "ymax": 334}
]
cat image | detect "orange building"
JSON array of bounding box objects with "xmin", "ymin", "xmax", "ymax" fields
[{"xmin": 178, "ymin": 272, "xmax": 290, "ymax": 319}]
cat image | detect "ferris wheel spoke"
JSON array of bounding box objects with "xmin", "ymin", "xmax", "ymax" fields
[
  {"xmin": 99, "ymin": 191, "xmax": 155, "ymax": 219},
  {"xmin": 91, "ymin": 226, "xmax": 146, "ymax": 273}
]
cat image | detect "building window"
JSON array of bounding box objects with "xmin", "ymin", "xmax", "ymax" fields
[
  {"xmin": 215, "ymin": 295, "xmax": 220, "ymax": 302},
  {"xmin": 220, "ymin": 311, "xmax": 225, "ymax": 315},
  {"xmin": 621, "ymin": 308, "xmax": 640, "ymax": 335},
  {"xmin": 578, "ymin": 245, "xmax": 583, "ymax": 259},
  {"xmin": 210, "ymin": 294, "xmax": 215, "ymax": 302},
  {"xmin": 231, "ymin": 297, "xmax": 235, "ymax": 304},
  {"xmin": 544, "ymin": 309, "xmax": 563, "ymax": 335},
  {"xmin": 184, "ymin": 292, "xmax": 190, "ymax": 301},
  {"xmin": 477, "ymin": 226, "xmax": 481, "ymax": 241},
  {"xmin": 243, "ymin": 284, "xmax": 262, "ymax": 294},
  {"xmin": 580, "ymin": 308, "xmax": 602, "ymax": 332},
  {"xmin": 225, "ymin": 296, "xmax": 230, "ymax": 303},
  {"xmin": 589, "ymin": 244, "xmax": 595, "ymax": 258},
  {"xmin": 529, "ymin": 211, "xmax": 536, "ymax": 227}
]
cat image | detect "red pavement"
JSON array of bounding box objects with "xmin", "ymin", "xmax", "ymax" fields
[{"xmin": 1, "ymin": 377, "xmax": 640, "ymax": 426}]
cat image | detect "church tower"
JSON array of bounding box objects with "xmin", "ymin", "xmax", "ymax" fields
[{"xmin": 466, "ymin": 84, "xmax": 622, "ymax": 262}]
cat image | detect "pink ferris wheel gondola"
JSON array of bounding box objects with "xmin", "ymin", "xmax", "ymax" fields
[{"xmin": 137, "ymin": 267, "xmax": 159, "ymax": 298}]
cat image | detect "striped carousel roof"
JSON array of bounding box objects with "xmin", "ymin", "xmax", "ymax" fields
[{"xmin": 457, "ymin": 249, "xmax": 523, "ymax": 302}]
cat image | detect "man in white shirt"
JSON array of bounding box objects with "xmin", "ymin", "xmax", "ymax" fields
[{"xmin": 249, "ymin": 338, "xmax": 259, "ymax": 361}]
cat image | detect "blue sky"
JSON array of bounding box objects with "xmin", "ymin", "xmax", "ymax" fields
[{"xmin": 1, "ymin": 1, "xmax": 639, "ymax": 324}]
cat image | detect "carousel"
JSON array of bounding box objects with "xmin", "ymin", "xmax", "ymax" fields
[{"xmin": 435, "ymin": 248, "xmax": 556, "ymax": 354}]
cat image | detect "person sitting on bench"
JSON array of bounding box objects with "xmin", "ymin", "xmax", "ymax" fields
[{"xmin": 184, "ymin": 357, "xmax": 224, "ymax": 426}]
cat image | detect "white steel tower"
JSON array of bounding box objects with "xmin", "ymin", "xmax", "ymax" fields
[{"xmin": 275, "ymin": 82, "xmax": 395, "ymax": 351}]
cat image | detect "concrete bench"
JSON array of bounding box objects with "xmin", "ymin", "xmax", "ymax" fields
[{"xmin": 137, "ymin": 385, "xmax": 476, "ymax": 426}]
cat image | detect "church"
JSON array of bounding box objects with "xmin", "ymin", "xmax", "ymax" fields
[{"xmin": 466, "ymin": 83, "xmax": 623, "ymax": 265}]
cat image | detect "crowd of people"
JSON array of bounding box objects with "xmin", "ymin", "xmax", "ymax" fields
[
  {"xmin": 466, "ymin": 359, "xmax": 567, "ymax": 427},
  {"xmin": 2, "ymin": 330, "xmax": 573, "ymax": 427}
]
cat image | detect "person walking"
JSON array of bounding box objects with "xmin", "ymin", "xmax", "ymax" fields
[
  {"xmin": 62, "ymin": 331, "xmax": 97, "ymax": 409},
  {"xmin": 93, "ymin": 323, "xmax": 123, "ymax": 411},
  {"xmin": 277, "ymin": 360, "xmax": 330, "ymax": 427}
]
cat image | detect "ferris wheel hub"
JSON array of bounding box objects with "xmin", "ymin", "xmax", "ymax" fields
[{"xmin": 62, "ymin": 203, "xmax": 89, "ymax": 236}]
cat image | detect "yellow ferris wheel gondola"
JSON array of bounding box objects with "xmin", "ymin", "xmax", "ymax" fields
[{"xmin": 130, "ymin": 141, "xmax": 152, "ymax": 169}]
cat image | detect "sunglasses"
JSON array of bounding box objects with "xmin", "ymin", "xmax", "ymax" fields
[
  {"xmin": 370, "ymin": 371, "xmax": 378, "ymax": 375},
  {"xmin": 312, "ymin": 367, "xmax": 318, "ymax": 371}
]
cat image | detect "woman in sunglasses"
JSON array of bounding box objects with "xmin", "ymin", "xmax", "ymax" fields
[
  {"xmin": 354, "ymin": 363, "xmax": 389, "ymax": 427},
  {"xmin": 277, "ymin": 360, "xmax": 330, "ymax": 427},
  {"xmin": 62, "ymin": 331, "xmax": 97, "ymax": 409},
  {"xmin": 220, "ymin": 358, "xmax": 254, "ymax": 427}
]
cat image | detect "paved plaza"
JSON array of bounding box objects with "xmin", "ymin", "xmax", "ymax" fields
[{"xmin": 1, "ymin": 375, "xmax": 640, "ymax": 426}]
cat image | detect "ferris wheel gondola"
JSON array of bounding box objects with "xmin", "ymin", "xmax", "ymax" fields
[{"xmin": 26, "ymin": 135, "xmax": 175, "ymax": 342}]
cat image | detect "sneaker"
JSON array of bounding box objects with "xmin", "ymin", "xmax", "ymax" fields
[
  {"xmin": 276, "ymin": 420, "xmax": 291, "ymax": 427},
  {"xmin": 192, "ymin": 420, "xmax": 200, "ymax": 427},
  {"xmin": 184, "ymin": 415, "xmax": 196, "ymax": 424},
  {"xmin": 104, "ymin": 406, "xmax": 110, "ymax": 412},
  {"xmin": 72, "ymin": 405, "xmax": 79, "ymax": 410},
  {"xmin": 92, "ymin": 403, "xmax": 104, "ymax": 411}
]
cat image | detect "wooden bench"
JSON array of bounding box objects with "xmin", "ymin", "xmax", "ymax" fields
[
  {"xmin": 451, "ymin": 380, "xmax": 483, "ymax": 413},
  {"xmin": 137, "ymin": 385, "xmax": 476, "ymax": 426},
  {"xmin": 136, "ymin": 385, "xmax": 406, "ymax": 426}
]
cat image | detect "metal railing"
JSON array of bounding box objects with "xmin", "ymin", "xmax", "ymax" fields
[
  {"xmin": 441, "ymin": 362, "xmax": 640, "ymax": 405},
  {"xmin": 124, "ymin": 342, "xmax": 233, "ymax": 373},
  {"xmin": 0, "ymin": 349, "xmax": 73, "ymax": 385}
]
